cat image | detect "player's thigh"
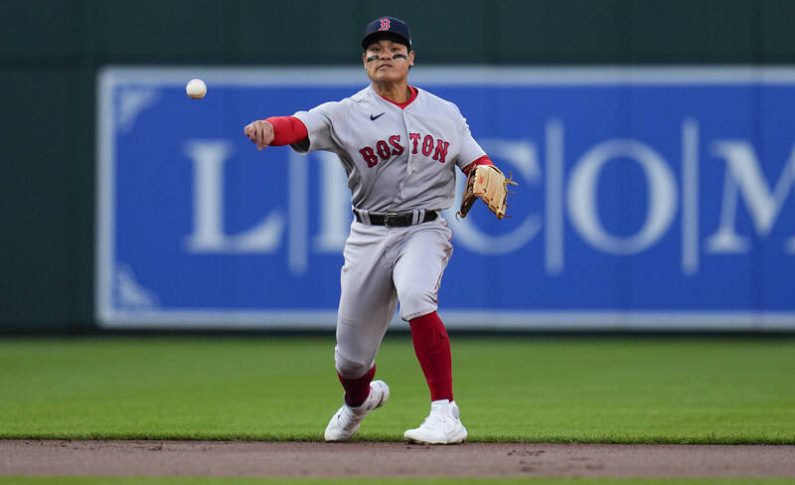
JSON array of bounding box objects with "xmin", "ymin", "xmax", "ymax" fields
[{"xmin": 392, "ymin": 220, "xmax": 453, "ymax": 320}]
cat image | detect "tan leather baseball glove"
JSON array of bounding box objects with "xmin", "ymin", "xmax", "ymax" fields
[{"xmin": 457, "ymin": 165, "xmax": 517, "ymax": 219}]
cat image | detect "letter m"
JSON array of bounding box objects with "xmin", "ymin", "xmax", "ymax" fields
[{"xmin": 707, "ymin": 141, "xmax": 795, "ymax": 253}]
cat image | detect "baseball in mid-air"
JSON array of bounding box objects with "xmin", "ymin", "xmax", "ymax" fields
[{"xmin": 186, "ymin": 79, "xmax": 207, "ymax": 99}]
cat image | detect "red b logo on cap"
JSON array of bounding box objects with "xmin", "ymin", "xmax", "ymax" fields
[{"xmin": 379, "ymin": 18, "xmax": 391, "ymax": 31}]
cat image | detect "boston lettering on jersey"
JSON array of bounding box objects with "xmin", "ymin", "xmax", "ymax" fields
[{"xmin": 359, "ymin": 133, "xmax": 450, "ymax": 168}]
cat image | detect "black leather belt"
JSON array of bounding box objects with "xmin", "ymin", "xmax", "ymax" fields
[{"xmin": 353, "ymin": 210, "xmax": 438, "ymax": 227}]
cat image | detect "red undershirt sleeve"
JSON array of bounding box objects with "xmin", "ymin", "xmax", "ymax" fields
[
  {"xmin": 461, "ymin": 155, "xmax": 495, "ymax": 175},
  {"xmin": 264, "ymin": 116, "xmax": 309, "ymax": 146}
]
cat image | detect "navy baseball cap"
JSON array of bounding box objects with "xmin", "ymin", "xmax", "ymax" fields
[{"xmin": 361, "ymin": 16, "xmax": 412, "ymax": 51}]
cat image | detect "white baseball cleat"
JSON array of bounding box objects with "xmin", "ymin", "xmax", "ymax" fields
[
  {"xmin": 404, "ymin": 399, "xmax": 468, "ymax": 444},
  {"xmin": 324, "ymin": 380, "xmax": 390, "ymax": 442}
]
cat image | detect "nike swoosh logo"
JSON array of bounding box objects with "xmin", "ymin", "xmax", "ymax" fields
[{"xmin": 370, "ymin": 113, "xmax": 385, "ymax": 121}]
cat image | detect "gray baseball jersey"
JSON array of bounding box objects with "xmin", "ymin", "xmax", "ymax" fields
[
  {"xmin": 291, "ymin": 85, "xmax": 486, "ymax": 213},
  {"xmin": 289, "ymin": 84, "xmax": 484, "ymax": 379}
]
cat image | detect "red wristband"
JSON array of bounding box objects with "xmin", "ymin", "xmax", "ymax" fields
[{"xmin": 264, "ymin": 116, "xmax": 309, "ymax": 146}]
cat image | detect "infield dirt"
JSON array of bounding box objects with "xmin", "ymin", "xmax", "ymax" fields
[{"xmin": 1, "ymin": 440, "xmax": 794, "ymax": 478}]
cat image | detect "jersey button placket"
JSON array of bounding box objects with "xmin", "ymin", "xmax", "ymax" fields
[
  {"xmin": 405, "ymin": 111, "xmax": 415, "ymax": 175},
  {"xmin": 391, "ymin": 109, "xmax": 412, "ymax": 208}
]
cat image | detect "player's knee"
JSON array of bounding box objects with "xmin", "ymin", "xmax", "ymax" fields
[
  {"xmin": 334, "ymin": 348, "xmax": 372, "ymax": 379},
  {"xmin": 398, "ymin": 287, "xmax": 436, "ymax": 319}
]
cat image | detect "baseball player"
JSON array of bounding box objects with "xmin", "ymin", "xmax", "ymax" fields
[{"xmin": 244, "ymin": 16, "xmax": 511, "ymax": 444}]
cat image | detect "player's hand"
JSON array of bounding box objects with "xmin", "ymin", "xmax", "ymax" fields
[{"xmin": 244, "ymin": 120, "xmax": 275, "ymax": 151}]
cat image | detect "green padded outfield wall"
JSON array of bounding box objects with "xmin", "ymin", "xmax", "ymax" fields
[{"xmin": 2, "ymin": 0, "xmax": 795, "ymax": 332}]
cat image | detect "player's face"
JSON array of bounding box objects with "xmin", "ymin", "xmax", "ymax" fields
[{"xmin": 363, "ymin": 40, "xmax": 414, "ymax": 84}]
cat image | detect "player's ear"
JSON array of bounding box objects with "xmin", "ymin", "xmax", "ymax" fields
[
  {"xmin": 409, "ymin": 50, "xmax": 415, "ymax": 67},
  {"xmin": 362, "ymin": 51, "xmax": 368, "ymax": 69}
]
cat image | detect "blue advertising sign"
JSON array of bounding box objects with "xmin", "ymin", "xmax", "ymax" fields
[{"xmin": 97, "ymin": 67, "xmax": 795, "ymax": 330}]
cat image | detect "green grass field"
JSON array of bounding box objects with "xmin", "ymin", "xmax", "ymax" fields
[{"xmin": 0, "ymin": 336, "xmax": 794, "ymax": 443}]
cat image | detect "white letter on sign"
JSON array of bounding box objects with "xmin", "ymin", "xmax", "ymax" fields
[
  {"xmin": 707, "ymin": 141, "xmax": 795, "ymax": 254},
  {"xmin": 568, "ymin": 139, "xmax": 678, "ymax": 254},
  {"xmin": 447, "ymin": 139, "xmax": 542, "ymax": 254},
  {"xmin": 183, "ymin": 140, "xmax": 285, "ymax": 253}
]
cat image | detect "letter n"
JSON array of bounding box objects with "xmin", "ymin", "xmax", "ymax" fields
[{"xmin": 433, "ymin": 139, "xmax": 450, "ymax": 163}]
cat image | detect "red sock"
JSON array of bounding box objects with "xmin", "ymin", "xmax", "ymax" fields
[
  {"xmin": 338, "ymin": 365, "xmax": 375, "ymax": 407},
  {"xmin": 409, "ymin": 312, "xmax": 453, "ymax": 401}
]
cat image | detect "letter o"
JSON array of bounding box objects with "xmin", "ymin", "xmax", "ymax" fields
[
  {"xmin": 567, "ymin": 139, "xmax": 678, "ymax": 254},
  {"xmin": 421, "ymin": 135, "xmax": 434, "ymax": 156}
]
